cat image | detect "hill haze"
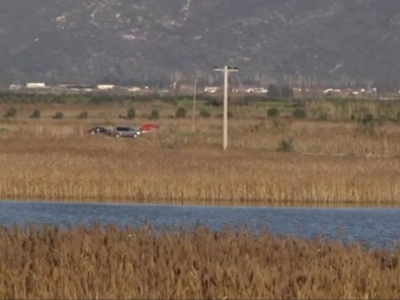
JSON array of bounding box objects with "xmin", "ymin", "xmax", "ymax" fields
[{"xmin": 0, "ymin": 0, "xmax": 400, "ymax": 87}]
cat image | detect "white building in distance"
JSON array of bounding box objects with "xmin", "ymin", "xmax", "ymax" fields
[
  {"xmin": 97, "ymin": 84, "xmax": 115, "ymax": 90},
  {"xmin": 26, "ymin": 82, "xmax": 46, "ymax": 88}
]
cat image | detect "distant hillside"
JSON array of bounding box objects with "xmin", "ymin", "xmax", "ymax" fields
[{"xmin": 1, "ymin": 0, "xmax": 400, "ymax": 88}]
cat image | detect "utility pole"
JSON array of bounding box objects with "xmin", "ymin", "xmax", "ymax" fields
[
  {"xmin": 213, "ymin": 66, "xmax": 239, "ymax": 150},
  {"xmin": 192, "ymin": 76, "xmax": 197, "ymax": 132}
]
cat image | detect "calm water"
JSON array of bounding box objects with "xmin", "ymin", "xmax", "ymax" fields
[{"xmin": 1, "ymin": 201, "xmax": 400, "ymax": 249}]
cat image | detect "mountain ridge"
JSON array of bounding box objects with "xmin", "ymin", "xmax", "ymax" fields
[{"xmin": 0, "ymin": 0, "xmax": 400, "ymax": 87}]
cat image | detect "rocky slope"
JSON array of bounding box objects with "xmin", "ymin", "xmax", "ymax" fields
[{"xmin": 0, "ymin": 0, "xmax": 400, "ymax": 86}]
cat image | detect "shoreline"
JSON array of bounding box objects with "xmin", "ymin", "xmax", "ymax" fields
[{"xmin": 2, "ymin": 197, "xmax": 400, "ymax": 209}]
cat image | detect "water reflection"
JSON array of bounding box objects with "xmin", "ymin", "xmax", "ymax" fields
[{"xmin": 1, "ymin": 200, "xmax": 400, "ymax": 249}]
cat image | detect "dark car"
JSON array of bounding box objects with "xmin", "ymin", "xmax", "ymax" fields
[{"xmin": 88, "ymin": 126, "xmax": 111, "ymax": 135}]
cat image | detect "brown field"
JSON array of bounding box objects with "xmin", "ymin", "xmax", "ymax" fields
[
  {"xmin": 0, "ymin": 224, "xmax": 399, "ymax": 299},
  {"xmin": 1, "ymin": 102, "xmax": 400, "ymax": 205}
]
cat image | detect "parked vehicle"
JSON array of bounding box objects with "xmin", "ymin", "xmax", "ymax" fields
[
  {"xmin": 111, "ymin": 126, "xmax": 141, "ymax": 138},
  {"xmin": 139, "ymin": 123, "xmax": 160, "ymax": 133},
  {"xmin": 88, "ymin": 126, "xmax": 111, "ymax": 135}
]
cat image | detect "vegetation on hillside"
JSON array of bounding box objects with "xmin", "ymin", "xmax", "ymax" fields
[{"xmin": 1, "ymin": 1, "xmax": 400, "ymax": 88}]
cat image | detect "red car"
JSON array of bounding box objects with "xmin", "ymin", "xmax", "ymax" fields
[{"xmin": 139, "ymin": 123, "xmax": 160, "ymax": 133}]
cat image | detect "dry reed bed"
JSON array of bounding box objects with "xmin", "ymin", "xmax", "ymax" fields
[
  {"xmin": 1, "ymin": 137, "xmax": 400, "ymax": 204},
  {"xmin": 0, "ymin": 224, "xmax": 399, "ymax": 299},
  {"xmin": 2, "ymin": 118, "xmax": 400, "ymax": 154}
]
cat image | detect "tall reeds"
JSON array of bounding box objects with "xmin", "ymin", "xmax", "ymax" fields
[
  {"xmin": 0, "ymin": 134, "xmax": 400, "ymax": 204},
  {"xmin": 1, "ymin": 103, "xmax": 400, "ymax": 205},
  {"xmin": 0, "ymin": 224, "xmax": 399, "ymax": 299}
]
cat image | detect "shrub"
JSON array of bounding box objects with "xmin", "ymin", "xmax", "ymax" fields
[
  {"xmin": 216, "ymin": 112, "xmax": 234, "ymax": 119},
  {"xmin": 0, "ymin": 127, "xmax": 10, "ymax": 134},
  {"xmin": 176, "ymin": 107, "xmax": 187, "ymax": 118},
  {"xmin": 277, "ymin": 138, "xmax": 294, "ymax": 152},
  {"xmin": 52, "ymin": 112, "xmax": 64, "ymax": 119},
  {"xmin": 357, "ymin": 113, "xmax": 387, "ymax": 135},
  {"xmin": 30, "ymin": 109, "xmax": 41, "ymax": 119},
  {"xmin": 150, "ymin": 109, "xmax": 160, "ymax": 120},
  {"xmin": 293, "ymin": 108, "xmax": 306, "ymax": 119},
  {"xmin": 78, "ymin": 111, "xmax": 89, "ymax": 119},
  {"xmin": 272, "ymin": 118, "xmax": 286, "ymax": 131},
  {"xmin": 127, "ymin": 108, "xmax": 136, "ymax": 120},
  {"xmin": 267, "ymin": 107, "xmax": 280, "ymax": 118},
  {"xmin": 4, "ymin": 107, "xmax": 17, "ymax": 118},
  {"xmin": 267, "ymin": 84, "xmax": 280, "ymax": 98},
  {"xmin": 354, "ymin": 114, "xmax": 376, "ymax": 136},
  {"xmin": 377, "ymin": 114, "xmax": 389, "ymax": 125},
  {"xmin": 318, "ymin": 112, "xmax": 329, "ymax": 121},
  {"xmin": 361, "ymin": 114, "xmax": 374, "ymax": 125},
  {"xmin": 199, "ymin": 109, "xmax": 211, "ymax": 118}
]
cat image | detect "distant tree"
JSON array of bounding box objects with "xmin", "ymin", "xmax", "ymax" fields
[
  {"xmin": 267, "ymin": 84, "xmax": 280, "ymax": 98},
  {"xmin": 4, "ymin": 107, "xmax": 17, "ymax": 118},
  {"xmin": 199, "ymin": 109, "xmax": 211, "ymax": 118},
  {"xmin": 176, "ymin": 107, "xmax": 187, "ymax": 118},
  {"xmin": 293, "ymin": 108, "xmax": 306, "ymax": 119},
  {"xmin": 127, "ymin": 108, "xmax": 136, "ymax": 119},
  {"xmin": 277, "ymin": 138, "xmax": 294, "ymax": 152},
  {"xmin": 267, "ymin": 107, "xmax": 280, "ymax": 117},
  {"xmin": 150, "ymin": 109, "xmax": 160, "ymax": 120},
  {"xmin": 30, "ymin": 109, "xmax": 41, "ymax": 119},
  {"xmin": 206, "ymin": 99, "xmax": 222, "ymax": 107},
  {"xmin": 52, "ymin": 112, "xmax": 64, "ymax": 119},
  {"xmin": 362, "ymin": 114, "xmax": 374, "ymax": 125},
  {"xmin": 78, "ymin": 111, "xmax": 89, "ymax": 119},
  {"xmin": 280, "ymin": 85, "xmax": 294, "ymax": 98}
]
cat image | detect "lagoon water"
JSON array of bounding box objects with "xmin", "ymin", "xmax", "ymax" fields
[{"xmin": 1, "ymin": 201, "xmax": 400, "ymax": 249}]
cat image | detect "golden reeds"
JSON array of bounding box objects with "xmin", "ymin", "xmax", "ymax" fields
[
  {"xmin": 2, "ymin": 114, "xmax": 400, "ymax": 154},
  {"xmin": 0, "ymin": 224, "xmax": 399, "ymax": 299},
  {"xmin": 1, "ymin": 102, "xmax": 400, "ymax": 205},
  {"xmin": 0, "ymin": 135, "xmax": 400, "ymax": 205}
]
